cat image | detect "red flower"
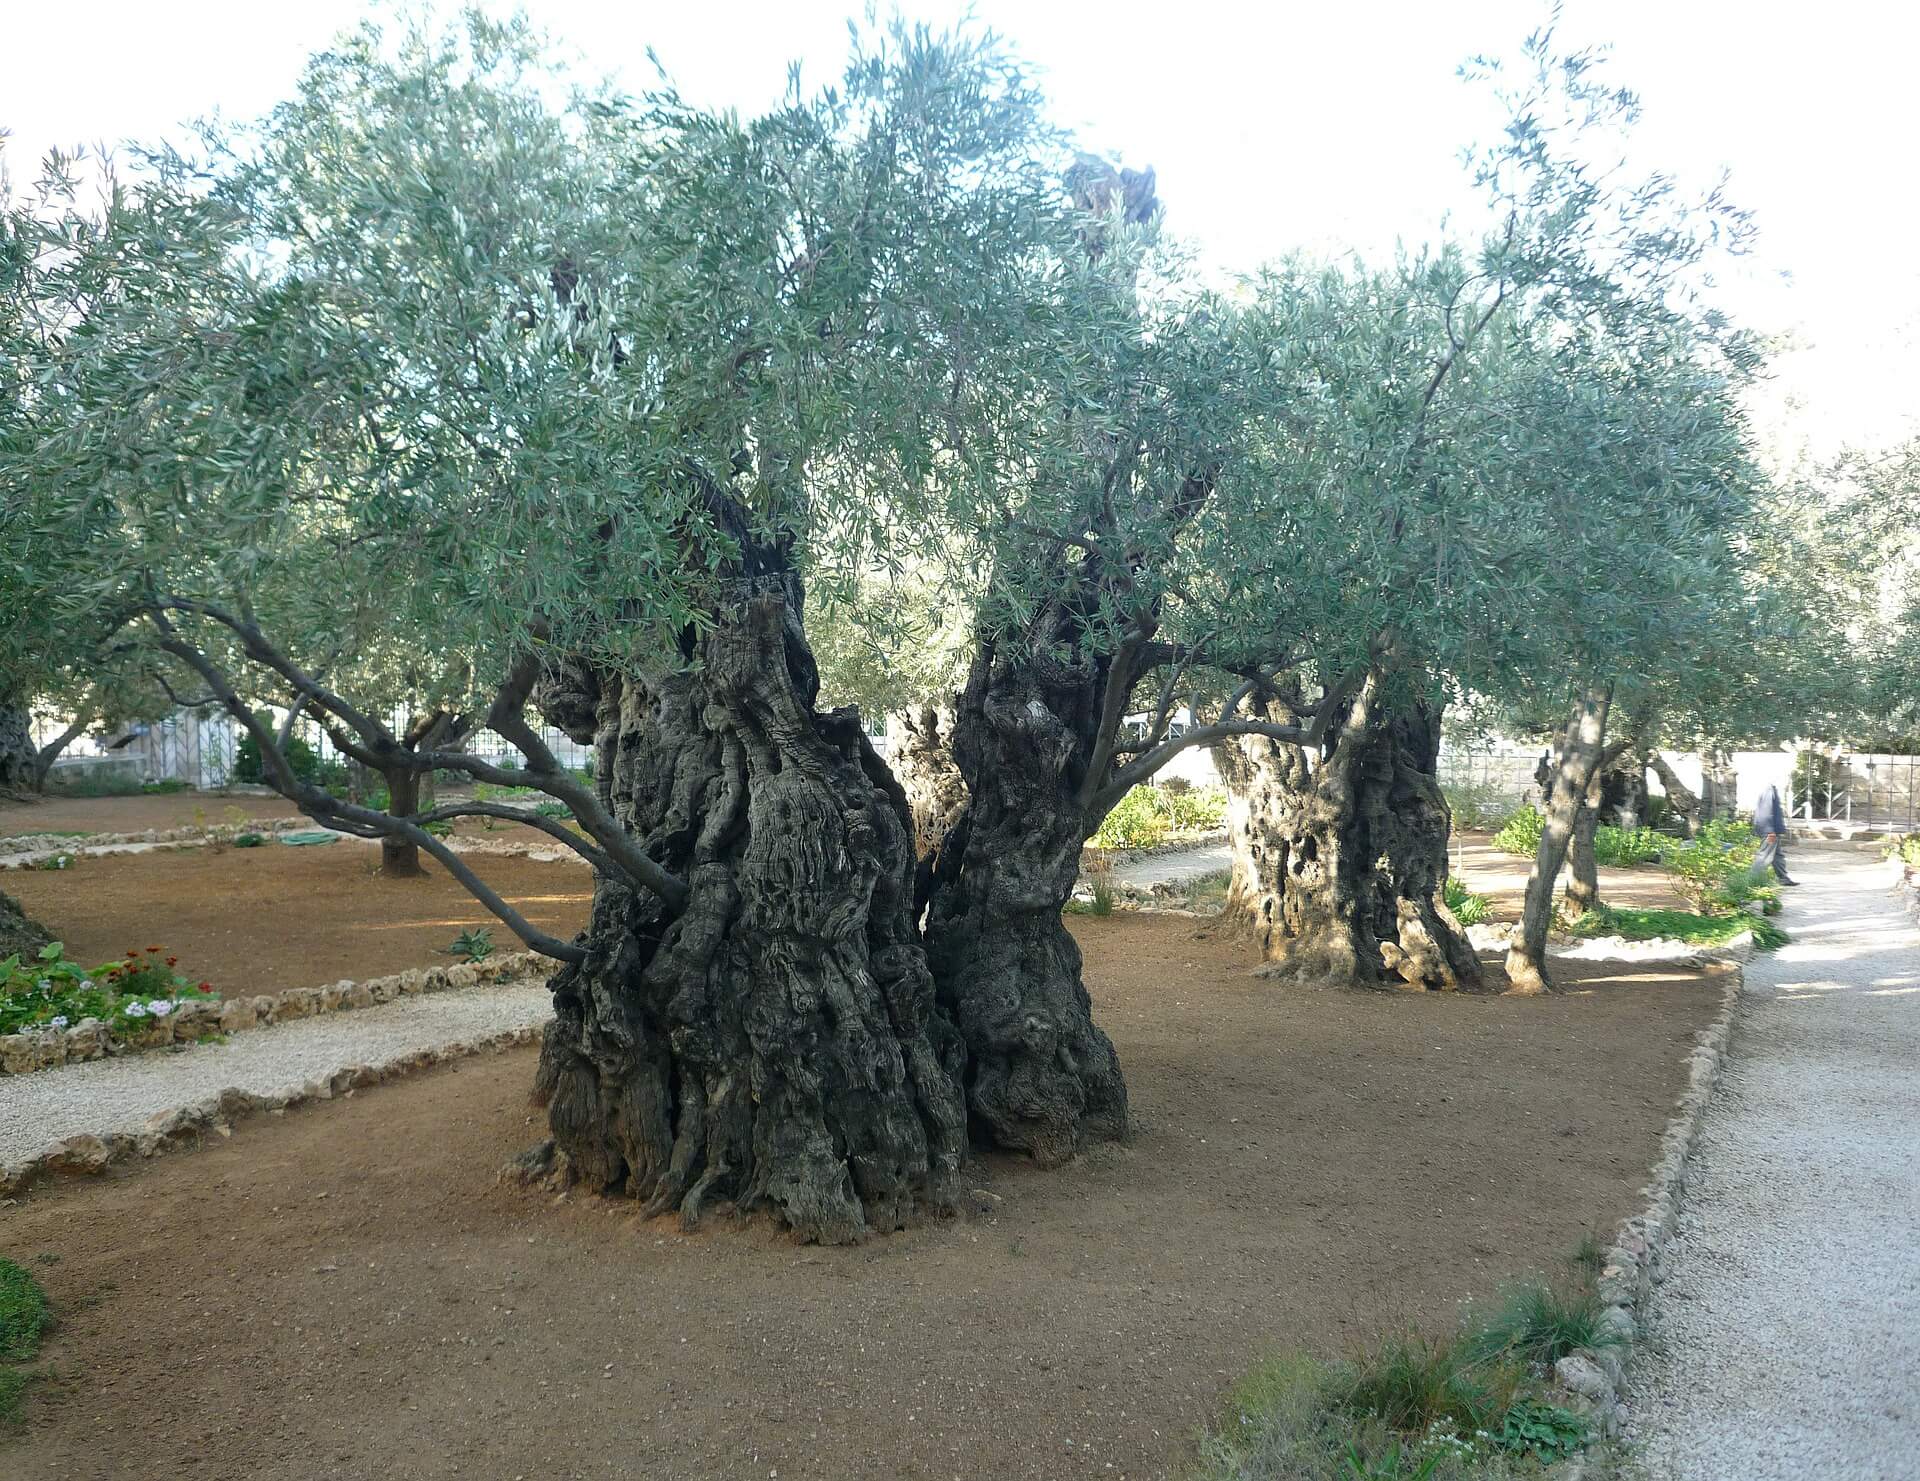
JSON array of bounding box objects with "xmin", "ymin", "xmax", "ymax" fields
[
  {"xmin": 198, "ymin": 981, "xmax": 211, "ymax": 991},
  {"xmin": 146, "ymin": 946, "xmax": 162, "ymax": 954},
  {"xmin": 166, "ymin": 957, "xmax": 178, "ymax": 966}
]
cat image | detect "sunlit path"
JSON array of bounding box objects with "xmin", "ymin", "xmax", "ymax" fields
[{"xmin": 1628, "ymin": 847, "xmax": 1920, "ymax": 1478}]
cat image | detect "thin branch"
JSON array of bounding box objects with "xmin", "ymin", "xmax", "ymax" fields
[{"xmin": 406, "ymin": 803, "xmax": 616, "ymax": 875}]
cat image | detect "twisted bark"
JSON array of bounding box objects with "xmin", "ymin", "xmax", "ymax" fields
[
  {"xmin": 922, "ymin": 641, "xmax": 1127, "ymax": 1164},
  {"xmin": 1217, "ymin": 675, "xmax": 1481, "ymax": 991},
  {"xmin": 532, "ymin": 591, "xmax": 968, "ymax": 1243}
]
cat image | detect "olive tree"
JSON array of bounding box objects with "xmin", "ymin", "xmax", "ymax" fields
[{"xmin": 2, "ymin": 17, "xmax": 1076, "ymax": 1239}]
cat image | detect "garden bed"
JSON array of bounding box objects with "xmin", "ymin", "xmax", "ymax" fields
[
  {"xmin": 1, "ymin": 844, "xmax": 591, "ymax": 1002},
  {"xmin": 0, "ymin": 911, "xmax": 1725, "ymax": 1479}
]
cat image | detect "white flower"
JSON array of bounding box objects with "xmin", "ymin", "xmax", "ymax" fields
[
  {"xmin": 147, "ymin": 999, "xmax": 173, "ymax": 1016},
  {"xmin": 124, "ymin": 1002, "xmax": 147, "ymax": 1018},
  {"xmin": 49, "ymin": 1015, "xmax": 68, "ymax": 1030}
]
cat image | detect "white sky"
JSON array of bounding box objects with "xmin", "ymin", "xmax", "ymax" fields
[{"xmin": 5, "ymin": 0, "xmax": 1915, "ymax": 457}]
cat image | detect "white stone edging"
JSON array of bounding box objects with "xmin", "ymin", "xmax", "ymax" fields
[
  {"xmin": 0, "ymin": 816, "xmax": 315, "ymax": 869},
  {"xmin": 1546, "ymin": 959, "xmax": 1745, "ymax": 1478},
  {"xmin": 0, "ymin": 1015, "xmax": 548, "ymax": 1199},
  {"xmin": 0, "ymin": 950, "xmax": 545, "ymax": 1075}
]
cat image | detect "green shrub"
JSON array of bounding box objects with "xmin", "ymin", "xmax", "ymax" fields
[
  {"xmin": 1491, "ymin": 805, "xmax": 1543, "ymax": 858},
  {"xmin": 231, "ymin": 832, "xmax": 266, "ymax": 848},
  {"xmin": 1, "ymin": 942, "xmax": 220, "ymax": 1035},
  {"xmin": 1442, "ymin": 878, "xmax": 1489, "ymax": 927},
  {"xmin": 1568, "ymin": 903, "xmax": 1786, "ymax": 951},
  {"xmin": 1662, "ymin": 822, "xmax": 1759, "ymax": 911},
  {"xmin": 1091, "ymin": 785, "xmax": 1228, "ymax": 850},
  {"xmin": 1592, "ymin": 824, "xmax": 1661, "ymax": 867},
  {"xmin": 234, "ymin": 716, "xmax": 324, "ymax": 786},
  {"xmin": 533, "ymin": 801, "xmax": 572, "ymax": 820},
  {"xmin": 1885, "ymin": 835, "xmax": 1920, "ymax": 868}
]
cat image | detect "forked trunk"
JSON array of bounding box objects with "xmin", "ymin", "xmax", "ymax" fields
[
  {"xmin": 922, "ymin": 645, "xmax": 1127, "ymax": 1164},
  {"xmin": 380, "ymin": 768, "xmax": 424, "ymax": 877},
  {"xmin": 1506, "ymin": 686, "xmax": 1614, "ymax": 994},
  {"xmin": 532, "ymin": 592, "xmax": 968, "ymax": 1244},
  {"xmin": 1217, "ymin": 675, "xmax": 1481, "ymax": 991}
]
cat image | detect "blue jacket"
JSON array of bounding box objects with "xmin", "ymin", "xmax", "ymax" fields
[{"xmin": 1753, "ymin": 785, "xmax": 1785, "ymax": 837}]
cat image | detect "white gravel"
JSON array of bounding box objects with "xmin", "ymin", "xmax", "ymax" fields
[
  {"xmin": 1627, "ymin": 847, "xmax": 1920, "ymax": 1479},
  {"xmin": 0, "ymin": 979, "xmax": 552, "ymax": 1165}
]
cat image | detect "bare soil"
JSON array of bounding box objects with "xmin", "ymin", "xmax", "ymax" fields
[
  {"xmin": 3, "ymin": 842, "xmax": 592, "ymax": 996},
  {"xmin": 1, "ymin": 912, "xmax": 1725, "ymax": 1481},
  {"xmin": 0, "ymin": 790, "xmax": 300, "ymax": 837},
  {"xmin": 1453, "ymin": 833, "xmax": 1693, "ymax": 915}
]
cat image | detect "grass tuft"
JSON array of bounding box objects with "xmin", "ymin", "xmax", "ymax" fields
[
  {"xmin": 1459, "ymin": 1280, "xmax": 1620, "ymax": 1367},
  {"xmin": 0, "ymin": 1257, "xmax": 50, "ymax": 1427}
]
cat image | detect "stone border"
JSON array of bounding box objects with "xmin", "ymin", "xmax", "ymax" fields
[
  {"xmin": 0, "ymin": 815, "xmax": 311, "ymax": 867},
  {"xmin": 1545, "ymin": 958, "xmax": 1745, "ymax": 1478},
  {"xmin": 0, "ymin": 950, "xmax": 544, "ymax": 1075},
  {"xmin": 0, "ymin": 1017, "xmax": 547, "ymax": 1199}
]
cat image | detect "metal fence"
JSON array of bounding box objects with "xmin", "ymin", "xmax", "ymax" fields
[{"xmin": 1788, "ymin": 753, "xmax": 1920, "ymax": 832}]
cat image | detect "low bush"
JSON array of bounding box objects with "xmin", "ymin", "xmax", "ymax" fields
[
  {"xmin": 1567, "ymin": 904, "xmax": 1786, "ymax": 951},
  {"xmin": 1091, "ymin": 784, "xmax": 1228, "ymax": 850},
  {"xmin": 1662, "ymin": 819, "xmax": 1760, "ymax": 911},
  {"xmin": 0, "ymin": 942, "xmax": 220, "ymax": 1035},
  {"xmin": 1885, "ymin": 835, "xmax": 1920, "ymax": 869},
  {"xmin": 1591, "ymin": 824, "xmax": 1662, "ymax": 867},
  {"xmin": 1490, "ymin": 805, "xmax": 1543, "ymax": 858},
  {"xmin": 231, "ymin": 832, "xmax": 266, "ymax": 848},
  {"xmin": 1442, "ymin": 878, "xmax": 1490, "ymax": 927}
]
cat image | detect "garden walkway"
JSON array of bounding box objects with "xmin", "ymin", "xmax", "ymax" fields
[
  {"xmin": 1109, "ymin": 841, "xmax": 1230, "ymax": 889},
  {"xmin": 1628, "ymin": 846, "xmax": 1920, "ymax": 1478},
  {"xmin": 0, "ymin": 979, "xmax": 550, "ymax": 1168}
]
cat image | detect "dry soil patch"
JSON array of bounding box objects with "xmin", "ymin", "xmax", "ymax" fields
[
  {"xmin": 3, "ymin": 842, "xmax": 591, "ymax": 997},
  {"xmin": 1, "ymin": 912, "xmax": 1724, "ymax": 1480}
]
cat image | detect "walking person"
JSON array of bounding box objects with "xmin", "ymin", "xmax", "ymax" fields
[{"xmin": 1752, "ymin": 783, "xmax": 1798, "ymax": 885}]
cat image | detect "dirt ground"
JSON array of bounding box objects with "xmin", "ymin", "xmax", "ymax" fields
[
  {"xmin": 3, "ymin": 842, "xmax": 592, "ymax": 995},
  {"xmin": 0, "ymin": 912, "xmax": 1725, "ymax": 1481},
  {"xmin": 0, "ymin": 790, "xmax": 301, "ymax": 837},
  {"xmin": 1453, "ymin": 833, "xmax": 1693, "ymax": 915}
]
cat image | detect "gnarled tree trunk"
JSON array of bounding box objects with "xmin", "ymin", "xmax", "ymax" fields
[
  {"xmin": 0, "ymin": 697, "xmax": 38, "ymax": 797},
  {"xmin": 922, "ymin": 643, "xmax": 1127, "ymax": 1165},
  {"xmin": 1646, "ymin": 750, "xmax": 1702, "ymax": 836},
  {"xmin": 2, "ymin": 887, "xmax": 54, "ymax": 960},
  {"xmin": 1507, "ymin": 686, "xmax": 1614, "ymax": 994},
  {"xmin": 531, "ymin": 590, "xmax": 968, "ymax": 1244},
  {"xmin": 1217, "ymin": 675, "xmax": 1481, "ymax": 991}
]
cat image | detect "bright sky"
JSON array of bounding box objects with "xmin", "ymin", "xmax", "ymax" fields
[{"xmin": 5, "ymin": 0, "xmax": 1915, "ymax": 458}]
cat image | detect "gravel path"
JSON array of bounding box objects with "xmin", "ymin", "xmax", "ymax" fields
[
  {"xmin": 1628, "ymin": 847, "xmax": 1920, "ymax": 1479},
  {"xmin": 1109, "ymin": 842, "xmax": 1230, "ymax": 889},
  {"xmin": 0, "ymin": 979, "xmax": 551, "ymax": 1166}
]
